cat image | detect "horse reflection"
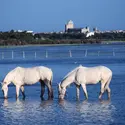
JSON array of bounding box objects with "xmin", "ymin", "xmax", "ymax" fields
[
  {"xmin": 40, "ymin": 99, "xmax": 53, "ymax": 108},
  {"xmin": 59, "ymin": 99, "xmax": 115, "ymax": 124},
  {"xmin": 3, "ymin": 99, "xmax": 8, "ymax": 107}
]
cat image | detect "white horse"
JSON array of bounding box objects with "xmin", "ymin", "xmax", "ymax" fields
[
  {"xmin": 1, "ymin": 66, "xmax": 53, "ymax": 99},
  {"xmin": 58, "ymin": 65, "xmax": 112, "ymax": 100}
]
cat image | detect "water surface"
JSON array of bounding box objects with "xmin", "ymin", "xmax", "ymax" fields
[{"xmin": 0, "ymin": 44, "xmax": 125, "ymax": 125}]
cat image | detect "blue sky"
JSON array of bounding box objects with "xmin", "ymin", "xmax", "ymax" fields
[{"xmin": 0, "ymin": 0, "xmax": 125, "ymax": 32}]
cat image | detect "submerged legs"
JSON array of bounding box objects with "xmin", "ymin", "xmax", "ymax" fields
[
  {"xmin": 20, "ymin": 86, "xmax": 25, "ymax": 99},
  {"xmin": 99, "ymin": 82, "xmax": 105, "ymax": 100},
  {"xmin": 46, "ymin": 81, "xmax": 53, "ymax": 99},
  {"xmin": 40, "ymin": 80, "xmax": 45, "ymax": 100},
  {"xmin": 104, "ymin": 76, "xmax": 112, "ymax": 99},
  {"xmin": 99, "ymin": 76, "xmax": 112, "ymax": 100},
  {"xmin": 76, "ymin": 85, "xmax": 80, "ymax": 100},
  {"xmin": 40, "ymin": 79, "xmax": 53, "ymax": 100},
  {"xmin": 81, "ymin": 84, "xmax": 88, "ymax": 100},
  {"xmin": 16, "ymin": 85, "xmax": 20, "ymax": 99},
  {"xmin": 16, "ymin": 85, "xmax": 25, "ymax": 99}
]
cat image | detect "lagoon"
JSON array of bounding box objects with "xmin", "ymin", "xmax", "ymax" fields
[{"xmin": 0, "ymin": 44, "xmax": 125, "ymax": 125}]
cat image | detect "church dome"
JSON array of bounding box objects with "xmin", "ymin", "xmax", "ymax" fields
[{"xmin": 68, "ymin": 20, "xmax": 74, "ymax": 24}]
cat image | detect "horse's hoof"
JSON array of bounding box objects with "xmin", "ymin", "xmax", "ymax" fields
[
  {"xmin": 108, "ymin": 98, "xmax": 111, "ymax": 101},
  {"xmin": 59, "ymin": 98, "xmax": 64, "ymax": 102},
  {"xmin": 48, "ymin": 97, "xmax": 53, "ymax": 100},
  {"xmin": 51, "ymin": 95, "xmax": 54, "ymax": 98},
  {"xmin": 76, "ymin": 98, "xmax": 80, "ymax": 101},
  {"xmin": 22, "ymin": 97, "xmax": 26, "ymax": 100},
  {"xmin": 41, "ymin": 97, "xmax": 45, "ymax": 101},
  {"xmin": 4, "ymin": 97, "xmax": 8, "ymax": 99}
]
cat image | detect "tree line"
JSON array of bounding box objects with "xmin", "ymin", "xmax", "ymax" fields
[{"xmin": 0, "ymin": 30, "xmax": 125, "ymax": 46}]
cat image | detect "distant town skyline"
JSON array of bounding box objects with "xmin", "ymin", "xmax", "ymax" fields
[{"xmin": 0, "ymin": 0, "xmax": 125, "ymax": 32}]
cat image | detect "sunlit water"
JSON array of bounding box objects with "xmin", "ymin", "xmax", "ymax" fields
[{"xmin": 0, "ymin": 44, "xmax": 125, "ymax": 125}]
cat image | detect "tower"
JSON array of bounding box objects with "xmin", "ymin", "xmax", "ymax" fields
[
  {"xmin": 65, "ymin": 20, "xmax": 74, "ymax": 32},
  {"xmin": 93, "ymin": 27, "xmax": 98, "ymax": 32}
]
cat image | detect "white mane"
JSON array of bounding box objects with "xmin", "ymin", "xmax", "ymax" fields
[
  {"xmin": 61, "ymin": 65, "xmax": 82, "ymax": 83},
  {"xmin": 3, "ymin": 67, "xmax": 20, "ymax": 84}
]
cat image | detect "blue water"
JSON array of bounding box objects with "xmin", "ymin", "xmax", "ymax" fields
[{"xmin": 0, "ymin": 44, "xmax": 125, "ymax": 125}]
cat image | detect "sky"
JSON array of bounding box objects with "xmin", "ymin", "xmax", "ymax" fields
[{"xmin": 0, "ymin": 0, "xmax": 125, "ymax": 32}]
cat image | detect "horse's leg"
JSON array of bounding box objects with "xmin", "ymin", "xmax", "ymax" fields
[
  {"xmin": 46, "ymin": 80, "xmax": 53, "ymax": 99},
  {"xmin": 104, "ymin": 76, "xmax": 112, "ymax": 99},
  {"xmin": 81, "ymin": 84, "xmax": 88, "ymax": 100},
  {"xmin": 50, "ymin": 80, "xmax": 54, "ymax": 98},
  {"xmin": 99, "ymin": 81, "xmax": 105, "ymax": 100},
  {"xmin": 20, "ymin": 86, "xmax": 25, "ymax": 99},
  {"xmin": 16, "ymin": 85, "xmax": 20, "ymax": 99},
  {"xmin": 40, "ymin": 80, "xmax": 45, "ymax": 100},
  {"xmin": 106, "ymin": 86, "xmax": 111, "ymax": 100},
  {"xmin": 76, "ymin": 84, "xmax": 80, "ymax": 100}
]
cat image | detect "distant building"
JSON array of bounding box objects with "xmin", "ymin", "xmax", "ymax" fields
[
  {"xmin": 86, "ymin": 32, "xmax": 94, "ymax": 37},
  {"xmin": 93, "ymin": 27, "xmax": 100, "ymax": 33},
  {"xmin": 17, "ymin": 30, "xmax": 23, "ymax": 33},
  {"xmin": 67, "ymin": 27, "xmax": 89, "ymax": 34},
  {"xmin": 65, "ymin": 20, "xmax": 89, "ymax": 33},
  {"xmin": 26, "ymin": 31, "xmax": 33, "ymax": 33},
  {"xmin": 15, "ymin": 30, "xmax": 33, "ymax": 33},
  {"xmin": 81, "ymin": 27, "xmax": 90, "ymax": 33},
  {"xmin": 67, "ymin": 28, "xmax": 82, "ymax": 33},
  {"xmin": 65, "ymin": 20, "xmax": 74, "ymax": 32},
  {"xmin": 93, "ymin": 27, "xmax": 97, "ymax": 32}
]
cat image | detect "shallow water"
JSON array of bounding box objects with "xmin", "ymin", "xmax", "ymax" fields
[{"xmin": 0, "ymin": 44, "xmax": 125, "ymax": 125}]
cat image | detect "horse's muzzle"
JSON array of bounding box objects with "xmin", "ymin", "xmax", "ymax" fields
[{"xmin": 58, "ymin": 94, "xmax": 64, "ymax": 100}]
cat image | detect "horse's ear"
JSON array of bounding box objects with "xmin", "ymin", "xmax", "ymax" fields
[{"xmin": 0, "ymin": 82, "xmax": 6, "ymax": 85}]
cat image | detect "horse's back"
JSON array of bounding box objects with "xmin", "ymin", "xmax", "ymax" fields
[
  {"xmin": 76, "ymin": 66, "xmax": 112, "ymax": 84},
  {"xmin": 83, "ymin": 65, "xmax": 112, "ymax": 76},
  {"xmin": 15, "ymin": 66, "xmax": 53, "ymax": 80},
  {"xmin": 37, "ymin": 66, "xmax": 53, "ymax": 81},
  {"xmin": 86, "ymin": 66, "xmax": 112, "ymax": 81}
]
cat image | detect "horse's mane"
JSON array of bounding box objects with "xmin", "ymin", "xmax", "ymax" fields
[
  {"xmin": 3, "ymin": 67, "xmax": 21, "ymax": 82},
  {"xmin": 62, "ymin": 65, "xmax": 82, "ymax": 82}
]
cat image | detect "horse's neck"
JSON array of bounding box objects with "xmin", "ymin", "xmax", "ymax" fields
[
  {"xmin": 63, "ymin": 66, "xmax": 81, "ymax": 79},
  {"xmin": 4, "ymin": 70, "xmax": 16, "ymax": 85},
  {"xmin": 61, "ymin": 71, "xmax": 76, "ymax": 88},
  {"xmin": 61, "ymin": 66, "xmax": 82, "ymax": 88}
]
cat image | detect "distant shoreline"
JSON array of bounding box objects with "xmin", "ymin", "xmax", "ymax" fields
[
  {"xmin": 101, "ymin": 40, "xmax": 125, "ymax": 44},
  {"xmin": 1, "ymin": 31, "xmax": 125, "ymax": 46},
  {"xmin": 0, "ymin": 40, "xmax": 125, "ymax": 48}
]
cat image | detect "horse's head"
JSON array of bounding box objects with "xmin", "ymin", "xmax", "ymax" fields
[
  {"xmin": 1, "ymin": 82, "xmax": 8, "ymax": 99},
  {"xmin": 58, "ymin": 83, "xmax": 66, "ymax": 100}
]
